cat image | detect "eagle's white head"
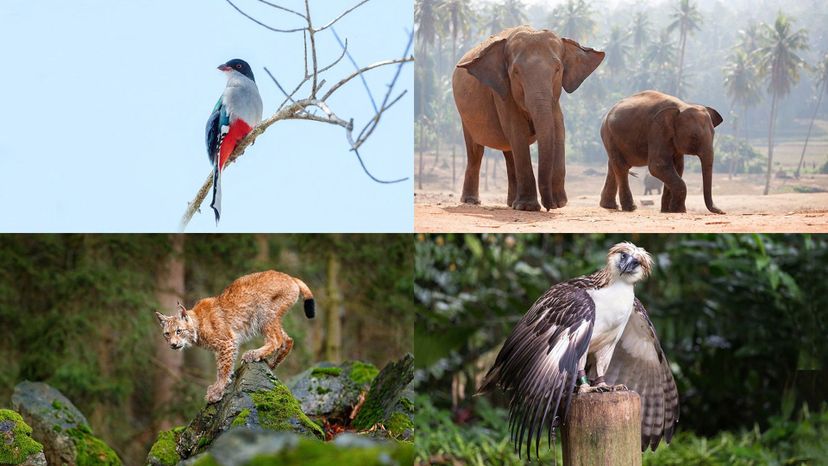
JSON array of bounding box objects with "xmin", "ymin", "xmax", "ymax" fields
[{"xmin": 607, "ymin": 242, "xmax": 653, "ymax": 285}]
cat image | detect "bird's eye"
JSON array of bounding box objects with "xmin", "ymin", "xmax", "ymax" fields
[
  {"xmin": 236, "ymin": 64, "xmax": 242, "ymax": 69},
  {"xmin": 620, "ymin": 253, "xmax": 628, "ymax": 260}
]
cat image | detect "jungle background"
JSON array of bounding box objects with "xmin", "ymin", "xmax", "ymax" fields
[
  {"xmin": 0, "ymin": 234, "xmax": 415, "ymax": 465},
  {"xmin": 414, "ymin": 0, "xmax": 828, "ymax": 231},
  {"xmin": 414, "ymin": 234, "xmax": 828, "ymax": 464}
]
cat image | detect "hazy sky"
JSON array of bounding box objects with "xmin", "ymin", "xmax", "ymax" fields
[{"xmin": 0, "ymin": 1, "xmax": 413, "ymax": 232}]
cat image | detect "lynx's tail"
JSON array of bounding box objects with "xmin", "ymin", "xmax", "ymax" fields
[{"xmin": 293, "ymin": 277, "xmax": 315, "ymax": 319}]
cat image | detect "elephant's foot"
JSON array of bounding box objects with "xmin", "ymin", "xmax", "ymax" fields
[
  {"xmin": 506, "ymin": 192, "xmax": 516, "ymax": 208},
  {"xmin": 511, "ymin": 198, "xmax": 541, "ymax": 211},
  {"xmin": 542, "ymin": 191, "xmax": 568, "ymax": 210},
  {"xmin": 460, "ymin": 195, "xmax": 481, "ymax": 205},
  {"xmin": 599, "ymin": 198, "xmax": 619, "ymax": 210},
  {"xmin": 662, "ymin": 204, "xmax": 687, "ymax": 213},
  {"xmin": 621, "ymin": 201, "xmax": 637, "ymax": 212}
]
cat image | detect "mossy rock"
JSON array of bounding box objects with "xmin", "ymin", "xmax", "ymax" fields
[
  {"xmin": 290, "ymin": 361, "xmax": 379, "ymax": 423},
  {"xmin": 352, "ymin": 354, "xmax": 415, "ymax": 441},
  {"xmin": 11, "ymin": 381, "xmax": 121, "ymax": 466},
  {"xmin": 0, "ymin": 409, "xmax": 46, "ymax": 465},
  {"xmin": 146, "ymin": 426, "xmax": 184, "ymax": 466},
  {"xmin": 181, "ymin": 429, "xmax": 414, "ymax": 466},
  {"xmin": 176, "ymin": 361, "xmax": 323, "ymax": 460}
]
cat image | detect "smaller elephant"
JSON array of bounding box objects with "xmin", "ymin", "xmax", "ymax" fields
[
  {"xmin": 643, "ymin": 173, "xmax": 662, "ymax": 195},
  {"xmin": 600, "ymin": 91, "xmax": 725, "ymax": 214}
]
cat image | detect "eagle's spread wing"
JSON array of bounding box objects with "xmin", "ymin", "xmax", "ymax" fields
[
  {"xmin": 478, "ymin": 283, "xmax": 595, "ymax": 459},
  {"xmin": 604, "ymin": 298, "xmax": 679, "ymax": 451}
]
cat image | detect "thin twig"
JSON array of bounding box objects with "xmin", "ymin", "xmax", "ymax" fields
[
  {"xmin": 255, "ymin": 0, "xmax": 304, "ymax": 18},
  {"xmin": 322, "ymin": 57, "xmax": 413, "ymax": 101},
  {"xmin": 316, "ymin": 0, "xmax": 370, "ymax": 32},
  {"xmin": 224, "ymin": 0, "xmax": 304, "ymax": 33},
  {"xmin": 333, "ymin": 28, "xmax": 378, "ymax": 113}
]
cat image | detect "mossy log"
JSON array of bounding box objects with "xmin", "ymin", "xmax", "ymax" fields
[{"xmin": 561, "ymin": 391, "xmax": 641, "ymax": 466}]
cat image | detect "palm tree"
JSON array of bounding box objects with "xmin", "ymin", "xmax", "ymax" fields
[
  {"xmin": 630, "ymin": 11, "xmax": 651, "ymax": 51},
  {"xmin": 638, "ymin": 30, "xmax": 677, "ymax": 91},
  {"xmin": 501, "ymin": 0, "xmax": 528, "ymax": 27},
  {"xmin": 755, "ymin": 13, "xmax": 809, "ymax": 195},
  {"xmin": 723, "ymin": 49, "xmax": 762, "ymax": 142},
  {"xmin": 548, "ymin": 0, "xmax": 595, "ymax": 42},
  {"xmin": 737, "ymin": 22, "xmax": 762, "ymax": 54},
  {"xmin": 604, "ymin": 26, "xmax": 631, "ymax": 74},
  {"xmin": 796, "ymin": 54, "xmax": 828, "ymax": 178},
  {"xmin": 440, "ymin": 0, "xmax": 473, "ymax": 64},
  {"xmin": 667, "ymin": 0, "xmax": 702, "ymax": 97},
  {"xmin": 485, "ymin": 4, "xmax": 506, "ymax": 35},
  {"xmin": 415, "ymin": 0, "xmax": 441, "ymax": 189}
]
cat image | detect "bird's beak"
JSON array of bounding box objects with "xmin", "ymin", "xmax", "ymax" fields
[
  {"xmin": 621, "ymin": 256, "xmax": 640, "ymax": 274},
  {"xmin": 217, "ymin": 64, "xmax": 231, "ymax": 71}
]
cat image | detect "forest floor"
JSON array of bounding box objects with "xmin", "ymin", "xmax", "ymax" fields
[{"xmin": 415, "ymin": 156, "xmax": 828, "ymax": 233}]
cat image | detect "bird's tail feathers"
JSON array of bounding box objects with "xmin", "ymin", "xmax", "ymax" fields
[{"xmin": 210, "ymin": 159, "xmax": 222, "ymax": 224}]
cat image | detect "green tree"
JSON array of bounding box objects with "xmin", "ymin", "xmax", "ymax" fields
[
  {"xmin": 630, "ymin": 11, "xmax": 651, "ymax": 51},
  {"xmin": 795, "ymin": 54, "xmax": 828, "ymax": 178},
  {"xmin": 723, "ymin": 49, "xmax": 762, "ymax": 143},
  {"xmin": 604, "ymin": 26, "xmax": 631, "ymax": 74},
  {"xmin": 415, "ymin": 0, "xmax": 442, "ymax": 189},
  {"xmin": 440, "ymin": 0, "xmax": 473, "ymax": 64},
  {"xmin": 755, "ymin": 13, "xmax": 809, "ymax": 194},
  {"xmin": 549, "ymin": 0, "xmax": 595, "ymax": 42},
  {"xmin": 667, "ymin": 0, "xmax": 703, "ymax": 97},
  {"xmin": 500, "ymin": 0, "xmax": 528, "ymax": 27}
]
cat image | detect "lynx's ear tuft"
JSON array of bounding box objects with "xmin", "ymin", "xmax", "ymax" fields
[
  {"xmin": 155, "ymin": 312, "xmax": 167, "ymax": 326},
  {"xmin": 177, "ymin": 302, "xmax": 188, "ymax": 320}
]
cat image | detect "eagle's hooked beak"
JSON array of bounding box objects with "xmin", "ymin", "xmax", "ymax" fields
[{"xmin": 620, "ymin": 255, "xmax": 640, "ymax": 274}]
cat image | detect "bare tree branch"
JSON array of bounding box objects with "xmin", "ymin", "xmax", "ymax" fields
[{"xmin": 181, "ymin": 0, "xmax": 413, "ymax": 230}]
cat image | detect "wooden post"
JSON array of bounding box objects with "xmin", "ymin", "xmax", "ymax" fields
[{"xmin": 562, "ymin": 391, "xmax": 642, "ymax": 466}]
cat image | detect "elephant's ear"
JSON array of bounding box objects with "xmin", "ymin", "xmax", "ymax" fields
[
  {"xmin": 561, "ymin": 38, "xmax": 605, "ymax": 93},
  {"xmin": 457, "ymin": 37, "xmax": 509, "ymax": 99},
  {"xmin": 705, "ymin": 106, "xmax": 724, "ymax": 127}
]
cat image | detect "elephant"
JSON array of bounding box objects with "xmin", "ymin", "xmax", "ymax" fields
[
  {"xmin": 644, "ymin": 173, "xmax": 662, "ymax": 195},
  {"xmin": 599, "ymin": 90, "xmax": 725, "ymax": 214},
  {"xmin": 452, "ymin": 26, "xmax": 605, "ymax": 211}
]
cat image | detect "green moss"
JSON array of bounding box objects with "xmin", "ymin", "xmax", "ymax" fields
[
  {"xmin": 147, "ymin": 426, "xmax": 184, "ymax": 466},
  {"xmin": 315, "ymin": 386, "xmax": 332, "ymax": 395},
  {"xmin": 231, "ymin": 408, "xmax": 251, "ymax": 427},
  {"xmin": 385, "ymin": 412, "xmax": 413, "ymax": 438},
  {"xmin": 66, "ymin": 427, "xmax": 121, "ymax": 466},
  {"xmin": 348, "ymin": 362, "xmax": 379, "ymax": 386},
  {"xmin": 0, "ymin": 409, "xmax": 43, "ymax": 464},
  {"xmin": 251, "ymin": 383, "xmax": 324, "ymax": 439},
  {"xmin": 399, "ymin": 397, "xmax": 414, "ymax": 413},
  {"xmin": 191, "ymin": 453, "xmax": 221, "ymax": 466},
  {"xmin": 197, "ymin": 436, "xmax": 210, "ymax": 449},
  {"xmin": 51, "ymin": 400, "xmax": 63, "ymax": 410},
  {"xmin": 311, "ymin": 367, "xmax": 342, "ymax": 378},
  {"xmin": 245, "ymin": 436, "xmax": 415, "ymax": 466}
]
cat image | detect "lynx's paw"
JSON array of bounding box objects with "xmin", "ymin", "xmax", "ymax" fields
[
  {"xmin": 242, "ymin": 350, "xmax": 262, "ymax": 363},
  {"xmin": 205, "ymin": 384, "xmax": 225, "ymax": 403}
]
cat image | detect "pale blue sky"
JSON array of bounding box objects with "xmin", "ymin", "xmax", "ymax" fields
[{"xmin": 0, "ymin": 0, "xmax": 413, "ymax": 232}]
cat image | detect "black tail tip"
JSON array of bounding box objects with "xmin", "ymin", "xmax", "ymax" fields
[{"xmin": 304, "ymin": 298, "xmax": 315, "ymax": 319}]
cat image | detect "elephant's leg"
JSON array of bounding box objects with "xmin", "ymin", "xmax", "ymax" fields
[
  {"xmin": 503, "ymin": 151, "xmax": 517, "ymax": 207},
  {"xmin": 460, "ymin": 125, "xmax": 484, "ymax": 205},
  {"xmin": 652, "ymin": 156, "xmax": 687, "ymax": 213},
  {"xmin": 600, "ymin": 159, "xmax": 619, "ymax": 210},
  {"xmin": 612, "ymin": 159, "xmax": 636, "ymax": 211},
  {"xmin": 498, "ymin": 111, "xmax": 539, "ymax": 211}
]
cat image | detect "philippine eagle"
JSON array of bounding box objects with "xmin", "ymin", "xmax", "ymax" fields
[{"xmin": 478, "ymin": 242, "xmax": 678, "ymax": 458}]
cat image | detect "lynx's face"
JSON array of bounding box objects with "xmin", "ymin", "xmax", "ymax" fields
[{"xmin": 155, "ymin": 305, "xmax": 197, "ymax": 350}]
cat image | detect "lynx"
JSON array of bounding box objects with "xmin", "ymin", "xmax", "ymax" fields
[{"xmin": 155, "ymin": 270, "xmax": 315, "ymax": 403}]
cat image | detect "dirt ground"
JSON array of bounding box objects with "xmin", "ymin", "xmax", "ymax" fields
[{"xmin": 415, "ymin": 156, "xmax": 828, "ymax": 233}]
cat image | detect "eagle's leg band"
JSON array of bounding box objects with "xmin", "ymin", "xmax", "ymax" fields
[
  {"xmin": 577, "ymin": 370, "xmax": 589, "ymax": 386},
  {"xmin": 593, "ymin": 376, "xmax": 605, "ymax": 385}
]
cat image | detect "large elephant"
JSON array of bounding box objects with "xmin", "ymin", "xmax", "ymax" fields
[
  {"xmin": 452, "ymin": 26, "xmax": 605, "ymax": 211},
  {"xmin": 599, "ymin": 90, "xmax": 725, "ymax": 214}
]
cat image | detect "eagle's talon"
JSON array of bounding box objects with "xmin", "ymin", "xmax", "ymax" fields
[{"xmin": 612, "ymin": 384, "xmax": 629, "ymax": 391}]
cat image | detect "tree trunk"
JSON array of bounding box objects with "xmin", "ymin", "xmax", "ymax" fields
[
  {"xmin": 764, "ymin": 91, "xmax": 778, "ymax": 195},
  {"xmin": 323, "ymin": 252, "xmax": 342, "ymax": 363},
  {"xmin": 417, "ymin": 45, "xmax": 428, "ymax": 190},
  {"xmin": 452, "ymin": 144, "xmax": 456, "ymax": 191},
  {"xmin": 153, "ymin": 234, "xmax": 185, "ymax": 430},
  {"xmin": 675, "ymin": 26, "xmax": 687, "ymax": 97},
  {"xmin": 562, "ymin": 391, "xmax": 642, "ymax": 466},
  {"xmin": 796, "ymin": 86, "xmax": 825, "ymax": 179}
]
